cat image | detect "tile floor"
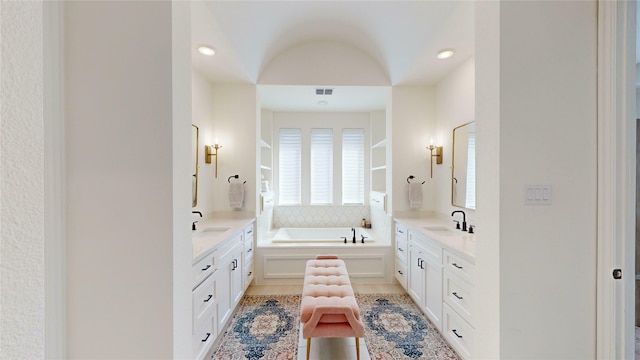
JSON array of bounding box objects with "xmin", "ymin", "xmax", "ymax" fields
[{"xmin": 245, "ymin": 284, "xmax": 406, "ymax": 360}]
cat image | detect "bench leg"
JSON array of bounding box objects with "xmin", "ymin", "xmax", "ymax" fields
[
  {"xmin": 306, "ymin": 338, "xmax": 311, "ymax": 360},
  {"xmin": 355, "ymin": 337, "xmax": 360, "ymax": 360}
]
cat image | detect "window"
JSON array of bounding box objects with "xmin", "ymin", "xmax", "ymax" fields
[
  {"xmin": 310, "ymin": 129, "xmax": 333, "ymax": 204},
  {"xmin": 465, "ymin": 131, "xmax": 476, "ymax": 209},
  {"xmin": 342, "ymin": 129, "xmax": 365, "ymax": 204},
  {"xmin": 278, "ymin": 128, "xmax": 301, "ymax": 205}
]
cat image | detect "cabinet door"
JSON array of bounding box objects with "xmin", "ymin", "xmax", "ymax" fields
[
  {"xmin": 407, "ymin": 242, "xmax": 424, "ymax": 306},
  {"xmin": 423, "ymin": 256, "xmax": 443, "ymax": 331},
  {"xmin": 230, "ymin": 245, "xmax": 244, "ymax": 306},
  {"xmin": 215, "ymin": 260, "xmax": 231, "ymax": 331}
]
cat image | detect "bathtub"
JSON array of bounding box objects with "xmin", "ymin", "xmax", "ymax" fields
[
  {"xmin": 256, "ymin": 226, "xmax": 393, "ymax": 285},
  {"xmin": 271, "ymin": 227, "xmax": 375, "ymax": 244}
]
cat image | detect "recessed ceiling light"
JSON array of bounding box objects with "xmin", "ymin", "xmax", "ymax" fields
[
  {"xmin": 317, "ymin": 100, "xmax": 328, "ymax": 106},
  {"xmin": 198, "ymin": 45, "xmax": 216, "ymax": 56},
  {"xmin": 436, "ymin": 49, "xmax": 455, "ymax": 60}
]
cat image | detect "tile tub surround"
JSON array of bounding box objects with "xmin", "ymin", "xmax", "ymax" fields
[{"xmin": 273, "ymin": 206, "xmax": 369, "ymax": 228}]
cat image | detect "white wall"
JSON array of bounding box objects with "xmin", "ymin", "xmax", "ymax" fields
[
  {"xmin": 64, "ymin": 2, "xmax": 191, "ymax": 357},
  {"xmin": 0, "ymin": 2, "xmax": 46, "ymax": 358},
  {"xmin": 475, "ymin": 1, "xmax": 598, "ymax": 358},
  {"xmin": 390, "ymin": 86, "xmax": 436, "ymax": 213},
  {"xmin": 209, "ymin": 84, "xmax": 258, "ymax": 213},
  {"xmin": 434, "ymin": 57, "xmax": 476, "ymax": 220}
]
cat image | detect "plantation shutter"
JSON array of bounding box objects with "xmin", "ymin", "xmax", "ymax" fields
[
  {"xmin": 465, "ymin": 131, "xmax": 476, "ymax": 208},
  {"xmin": 342, "ymin": 128, "xmax": 365, "ymax": 204},
  {"xmin": 310, "ymin": 128, "xmax": 333, "ymax": 205},
  {"xmin": 278, "ymin": 128, "xmax": 301, "ymax": 205}
]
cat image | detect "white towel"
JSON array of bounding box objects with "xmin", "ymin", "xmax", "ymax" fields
[
  {"xmin": 229, "ymin": 183, "xmax": 244, "ymax": 210},
  {"xmin": 408, "ymin": 183, "xmax": 423, "ymax": 208}
]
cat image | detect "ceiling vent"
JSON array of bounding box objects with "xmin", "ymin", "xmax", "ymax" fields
[{"xmin": 315, "ymin": 88, "xmax": 333, "ymax": 95}]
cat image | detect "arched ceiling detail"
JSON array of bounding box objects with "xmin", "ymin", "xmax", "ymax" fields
[{"xmin": 259, "ymin": 40, "xmax": 389, "ymax": 86}]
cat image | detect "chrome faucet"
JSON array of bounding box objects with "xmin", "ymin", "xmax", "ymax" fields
[{"xmin": 451, "ymin": 210, "xmax": 467, "ymax": 232}]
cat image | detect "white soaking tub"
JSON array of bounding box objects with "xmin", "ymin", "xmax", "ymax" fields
[{"xmin": 271, "ymin": 227, "xmax": 374, "ymax": 244}]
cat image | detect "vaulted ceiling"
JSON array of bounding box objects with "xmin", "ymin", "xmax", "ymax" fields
[{"xmin": 190, "ymin": 1, "xmax": 475, "ymax": 111}]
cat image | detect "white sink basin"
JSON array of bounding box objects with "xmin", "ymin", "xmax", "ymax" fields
[
  {"xmin": 423, "ymin": 226, "xmax": 458, "ymax": 235},
  {"xmin": 194, "ymin": 227, "xmax": 230, "ymax": 236}
]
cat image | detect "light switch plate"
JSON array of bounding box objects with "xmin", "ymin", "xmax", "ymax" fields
[{"xmin": 524, "ymin": 184, "xmax": 552, "ymax": 205}]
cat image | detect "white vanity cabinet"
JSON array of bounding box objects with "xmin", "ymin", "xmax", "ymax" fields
[
  {"xmin": 216, "ymin": 234, "xmax": 243, "ymax": 331},
  {"xmin": 192, "ymin": 220, "xmax": 255, "ymax": 359},
  {"xmin": 395, "ymin": 219, "xmax": 476, "ymax": 359},
  {"xmin": 394, "ymin": 223, "xmax": 409, "ymax": 288},
  {"xmin": 243, "ymin": 224, "xmax": 255, "ymax": 290},
  {"xmin": 408, "ymin": 230, "xmax": 443, "ymax": 331},
  {"xmin": 192, "ymin": 251, "xmax": 218, "ymax": 360},
  {"xmin": 441, "ymin": 249, "xmax": 476, "ymax": 359}
]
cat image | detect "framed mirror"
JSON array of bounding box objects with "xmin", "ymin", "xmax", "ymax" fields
[
  {"xmin": 192, "ymin": 124, "xmax": 199, "ymax": 207},
  {"xmin": 451, "ymin": 121, "xmax": 475, "ymax": 209}
]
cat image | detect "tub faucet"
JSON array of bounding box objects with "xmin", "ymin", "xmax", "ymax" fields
[
  {"xmin": 351, "ymin": 227, "xmax": 356, "ymax": 243},
  {"xmin": 451, "ymin": 210, "xmax": 467, "ymax": 232},
  {"xmin": 192, "ymin": 211, "xmax": 202, "ymax": 231}
]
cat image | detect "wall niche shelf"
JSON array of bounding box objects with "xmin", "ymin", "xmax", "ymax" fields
[
  {"xmin": 370, "ymin": 111, "xmax": 387, "ymax": 197},
  {"xmin": 372, "ymin": 139, "xmax": 386, "ymax": 149}
]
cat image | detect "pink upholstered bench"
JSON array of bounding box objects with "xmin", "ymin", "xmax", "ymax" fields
[{"xmin": 300, "ymin": 255, "xmax": 364, "ymax": 360}]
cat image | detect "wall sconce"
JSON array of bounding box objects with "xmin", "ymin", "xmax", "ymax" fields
[
  {"xmin": 427, "ymin": 140, "xmax": 443, "ymax": 178},
  {"xmin": 205, "ymin": 142, "xmax": 222, "ymax": 178}
]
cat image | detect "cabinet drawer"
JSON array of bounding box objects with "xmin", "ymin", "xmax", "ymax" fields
[
  {"xmin": 396, "ymin": 237, "xmax": 408, "ymax": 265},
  {"xmin": 244, "ymin": 227, "xmax": 254, "ymax": 262},
  {"xmin": 193, "ymin": 273, "xmax": 216, "ymax": 330},
  {"xmin": 244, "ymin": 224, "xmax": 254, "ymax": 246},
  {"xmin": 410, "ymin": 232, "xmax": 442, "ymax": 265},
  {"xmin": 395, "ymin": 257, "xmax": 407, "ymax": 289},
  {"xmin": 396, "ymin": 223, "xmax": 409, "ymax": 242},
  {"xmin": 192, "ymin": 252, "xmax": 215, "ymax": 289},
  {"xmin": 193, "ymin": 317, "xmax": 216, "ymax": 360},
  {"xmin": 442, "ymin": 303, "xmax": 474, "ymax": 359},
  {"xmin": 244, "ymin": 260, "xmax": 254, "ymax": 290},
  {"xmin": 443, "ymin": 270, "xmax": 474, "ymax": 325},
  {"xmin": 443, "ymin": 250, "xmax": 474, "ymax": 284}
]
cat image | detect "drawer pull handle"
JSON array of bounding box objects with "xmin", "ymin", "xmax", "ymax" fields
[
  {"xmin": 247, "ymin": 271, "xmax": 252, "ymax": 277},
  {"xmin": 398, "ymin": 247, "xmax": 404, "ymax": 252},
  {"xmin": 452, "ymin": 263, "xmax": 463, "ymax": 269},
  {"xmin": 397, "ymin": 270, "xmax": 403, "ymax": 275},
  {"xmin": 452, "ymin": 292, "xmax": 463, "ymax": 300},
  {"xmin": 202, "ymin": 332, "xmax": 211, "ymax": 342},
  {"xmin": 201, "ymin": 264, "xmax": 211, "ymax": 271},
  {"xmin": 247, "ymin": 248, "xmax": 252, "ymax": 253},
  {"xmin": 398, "ymin": 230, "xmax": 404, "ymax": 234},
  {"xmin": 452, "ymin": 329, "xmax": 463, "ymax": 338},
  {"xmin": 204, "ymin": 294, "xmax": 213, "ymax": 302}
]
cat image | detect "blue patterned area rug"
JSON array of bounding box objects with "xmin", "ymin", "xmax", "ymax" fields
[
  {"xmin": 211, "ymin": 293, "xmax": 458, "ymax": 360},
  {"xmin": 357, "ymin": 293, "xmax": 459, "ymax": 360},
  {"xmin": 212, "ymin": 295, "xmax": 300, "ymax": 360}
]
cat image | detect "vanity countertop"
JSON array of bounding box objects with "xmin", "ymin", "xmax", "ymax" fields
[
  {"xmin": 393, "ymin": 214, "xmax": 475, "ymax": 262},
  {"xmin": 192, "ymin": 212, "xmax": 255, "ymax": 263}
]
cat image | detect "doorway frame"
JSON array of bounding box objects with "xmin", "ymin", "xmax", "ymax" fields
[{"xmin": 596, "ymin": 1, "xmax": 636, "ymax": 358}]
